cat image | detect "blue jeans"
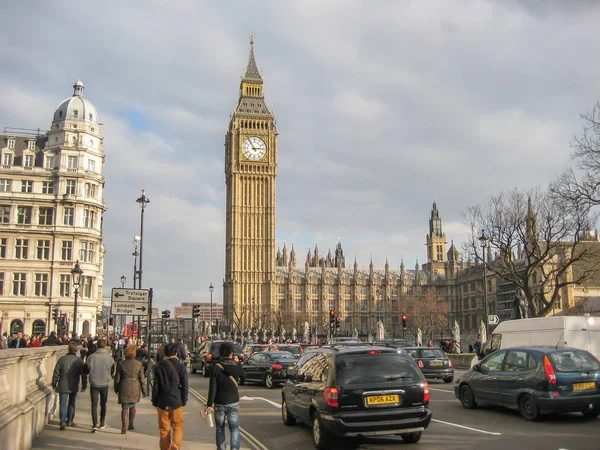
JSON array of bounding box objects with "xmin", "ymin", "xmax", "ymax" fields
[
  {"xmin": 214, "ymin": 402, "xmax": 240, "ymax": 450},
  {"xmin": 59, "ymin": 392, "xmax": 77, "ymax": 424}
]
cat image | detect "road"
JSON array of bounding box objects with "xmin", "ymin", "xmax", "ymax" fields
[{"xmin": 188, "ymin": 369, "xmax": 600, "ymax": 450}]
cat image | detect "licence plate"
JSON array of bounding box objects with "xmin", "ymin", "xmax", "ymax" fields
[
  {"xmin": 573, "ymin": 382, "xmax": 596, "ymax": 391},
  {"xmin": 430, "ymin": 361, "xmax": 443, "ymax": 366},
  {"xmin": 366, "ymin": 394, "xmax": 399, "ymax": 405},
  {"xmin": 288, "ymin": 365, "xmax": 294, "ymax": 370}
]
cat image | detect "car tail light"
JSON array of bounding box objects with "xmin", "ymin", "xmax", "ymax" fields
[
  {"xmin": 448, "ymin": 360, "xmax": 453, "ymax": 367},
  {"xmin": 417, "ymin": 360, "xmax": 424, "ymax": 368},
  {"xmin": 421, "ymin": 382, "xmax": 430, "ymax": 402},
  {"xmin": 250, "ymin": 352, "xmax": 255, "ymax": 357},
  {"xmin": 324, "ymin": 387, "xmax": 339, "ymax": 407},
  {"xmin": 272, "ymin": 363, "xmax": 283, "ymax": 370},
  {"xmin": 207, "ymin": 353, "xmax": 212, "ymax": 362},
  {"xmin": 544, "ymin": 355, "xmax": 556, "ymax": 384},
  {"xmin": 367, "ymin": 350, "xmax": 381, "ymax": 355}
]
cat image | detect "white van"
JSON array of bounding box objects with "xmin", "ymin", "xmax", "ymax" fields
[{"xmin": 472, "ymin": 316, "xmax": 600, "ymax": 366}]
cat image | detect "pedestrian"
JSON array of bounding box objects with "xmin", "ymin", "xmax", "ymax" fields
[
  {"xmin": 204, "ymin": 342, "xmax": 245, "ymax": 450},
  {"xmin": 28, "ymin": 335, "xmax": 41, "ymax": 347},
  {"xmin": 80, "ymin": 340, "xmax": 89, "ymax": 360},
  {"xmin": 1, "ymin": 332, "xmax": 7, "ymax": 349},
  {"xmin": 115, "ymin": 345, "xmax": 147, "ymax": 434},
  {"xmin": 85, "ymin": 339, "xmax": 114, "ymax": 432},
  {"xmin": 152, "ymin": 343, "xmax": 188, "ymax": 450},
  {"xmin": 9, "ymin": 331, "xmax": 27, "ymax": 349},
  {"xmin": 42, "ymin": 331, "xmax": 63, "ymax": 346},
  {"xmin": 52, "ymin": 341, "xmax": 87, "ymax": 430}
]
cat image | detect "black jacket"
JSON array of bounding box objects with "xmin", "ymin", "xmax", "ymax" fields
[
  {"xmin": 52, "ymin": 353, "xmax": 88, "ymax": 393},
  {"xmin": 152, "ymin": 357, "xmax": 188, "ymax": 410},
  {"xmin": 9, "ymin": 338, "xmax": 27, "ymax": 348},
  {"xmin": 206, "ymin": 357, "xmax": 245, "ymax": 407}
]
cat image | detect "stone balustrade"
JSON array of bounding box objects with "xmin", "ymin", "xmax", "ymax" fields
[{"xmin": 0, "ymin": 346, "xmax": 67, "ymax": 450}]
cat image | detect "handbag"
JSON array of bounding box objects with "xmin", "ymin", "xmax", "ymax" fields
[{"xmin": 47, "ymin": 392, "xmax": 58, "ymax": 415}]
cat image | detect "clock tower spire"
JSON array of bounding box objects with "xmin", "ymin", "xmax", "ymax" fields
[{"xmin": 224, "ymin": 34, "xmax": 278, "ymax": 331}]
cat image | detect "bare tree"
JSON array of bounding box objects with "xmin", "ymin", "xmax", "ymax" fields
[
  {"xmin": 552, "ymin": 102, "xmax": 600, "ymax": 213},
  {"xmin": 403, "ymin": 291, "xmax": 449, "ymax": 340},
  {"xmin": 464, "ymin": 188, "xmax": 599, "ymax": 317}
]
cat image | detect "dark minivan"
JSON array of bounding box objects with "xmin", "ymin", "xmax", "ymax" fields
[
  {"xmin": 282, "ymin": 345, "xmax": 432, "ymax": 448},
  {"xmin": 455, "ymin": 346, "xmax": 600, "ymax": 421},
  {"xmin": 191, "ymin": 340, "xmax": 244, "ymax": 377}
]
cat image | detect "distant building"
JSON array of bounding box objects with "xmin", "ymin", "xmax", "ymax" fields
[{"xmin": 174, "ymin": 302, "xmax": 223, "ymax": 323}]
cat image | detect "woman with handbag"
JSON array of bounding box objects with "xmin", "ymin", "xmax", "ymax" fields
[{"xmin": 115, "ymin": 345, "xmax": 147, "ymax": 434}]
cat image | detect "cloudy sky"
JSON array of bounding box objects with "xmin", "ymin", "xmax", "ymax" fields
[{"xmin": 1, "ymin": 1, "xmax": 599, "ymax": 310}]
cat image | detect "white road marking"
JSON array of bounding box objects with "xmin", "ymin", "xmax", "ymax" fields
[
  {"xmin": 240, "ymin": 395, "xmax": 282, "ymax": 409},
  {"xmin": 430, "ymin": 388, "xmax": 455, "ymax": 393},
  {"xmin": 432, "ymin": 418, "xmax": 501, "ymax": 435}
]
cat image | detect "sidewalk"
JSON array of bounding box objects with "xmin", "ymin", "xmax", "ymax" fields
[{"xmin": 32, "ymin": 387, "xmax": 221, "ymax": 450}]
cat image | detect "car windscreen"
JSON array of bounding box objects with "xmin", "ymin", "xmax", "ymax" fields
[
  {"xmin": 419, "ymin": 348, "xmax": 446, "ymax": 358},
  {"xmin": 335, "ymin": 351, "xmax": 422, "ymax": 384},
  {"xmin": 278, "ymin": 346, "xmax": 301, "ymax": 354},
  {"xmin": 548, "ymin": 349, "xmax": 600, "ymax": 372},
  {"xmin": 211, "ymin": 343, "xmax": 244, "ymax": 354},
  {"xmin": 268, "ymin": 351, "xmax": 295, "ymax": 360}
]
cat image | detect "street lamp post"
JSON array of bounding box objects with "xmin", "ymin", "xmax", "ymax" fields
[
  {"xmin": 209, "ymin": 283, "xmax": 214, "ymax": 337},
  {"xmin": 479, "ymin": 231, "xmax": 489, "ymax": 342},
  {"xmin": 71, "ymin": 261, "xmax": 83, "ymax": 338},
  {"xmin": 136, "ymin": 190, "xmax": 150, "ymax": 343},
  {"xmin": 132, "ymin": 236, "xmax": 140, "ymax": 338}
]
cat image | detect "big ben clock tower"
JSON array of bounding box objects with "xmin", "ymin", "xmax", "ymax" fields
[{"xmin": 224, "ymin": 33, "xmax": 278, "ymax": 331}]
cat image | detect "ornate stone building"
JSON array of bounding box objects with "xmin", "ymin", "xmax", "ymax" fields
[{"xmin": 0, "ymin": 81, "xmax": 106, "ymax": 337}]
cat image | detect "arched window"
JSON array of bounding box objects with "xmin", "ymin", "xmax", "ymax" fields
[
  {"xmin": 82, "ymin": 320, "xmax": 90, "ymax": 337},
  {"xmin": 10, "ymin": 319, "xmax": 24, "ymax": 334},
  {"xmin": 32, "ymin": 319, "xmax": 45, "ymax": 335}
]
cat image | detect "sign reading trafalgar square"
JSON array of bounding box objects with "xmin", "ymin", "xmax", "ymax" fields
[{"xmin": 110, "ymin": 288, "xmax": 150, "ymax": 316}]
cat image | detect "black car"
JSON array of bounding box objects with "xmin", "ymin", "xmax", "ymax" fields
[
  {"xmin": 455, "ymin": 346, "xmax": 600, "ymax": 421},
  {"xmin": 268, "ymin": 344, "xmax": 304, "ymax": 357},
  {"xmin": 404, "ymin": 347, "xmax": 454, "ymax": 383},
  {"xmin": 282, "ymin": 345, "xmax": 432, "ymax": 448},
  {"xmin": 244, "ymin": 344, "xmax": 268, "ymax": 359},
  {"xmin": 377, "ymin": 339, "xmax": 416, "ymax": 348},
  {"xmin": 242, "ymin": 351, "xmax": 298, "ymax": 388},
  {"xmin": 191, "ymin": 340, "xmax": 245, "ymax": 377}
]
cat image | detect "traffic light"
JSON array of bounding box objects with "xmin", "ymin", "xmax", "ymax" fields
[
  {"xmin": 162, "ymin": 310, "xmax": 171, "ymax": 319},
  {"xmin": 329, "ymin": 310, "xmax": 336, "ymax": 330},
  {"xmin": 53, "ymin": 309, "xmax": 60, "ymax": 322},
  {"xmin": 402, "ymin": 314, "xmax": 408, "ymax": 330},
  {"xmin": 193, "ymin": 304, "xmax": 201, "ymax": 318},
  {"xmin": 335, "ymin": 316, "xmax": 341, "ymax": 330},
  {"xmin": 109, "ymin": 317, "xmax": 113, "ymax": 326}
]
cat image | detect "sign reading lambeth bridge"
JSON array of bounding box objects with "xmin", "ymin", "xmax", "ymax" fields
[{"xmin": 110, "ymin": 288, "xmax": 150, "ymax": 316}]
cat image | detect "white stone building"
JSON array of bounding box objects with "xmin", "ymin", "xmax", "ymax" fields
[{"xmin": 0, "ymin": 80, "xmax": 105, "ymax": 338}]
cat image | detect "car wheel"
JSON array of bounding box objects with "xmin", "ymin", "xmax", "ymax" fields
[
  {"xmin": 459, "ymin": 384, "xmax": 477, "ymax": 409},
  {"xmin": 312, "ymin": 413, "xmax": 331, "ymax": 449},
  {"xmin": 519, "ymin": 394, "xmax": 540, "ymax": 421},
  {"xmin": 202, "ymin": 363, "xmax": 209, "ymax": 378},
  {"xmin": 582, "ymin": 410, "xmax": 599, "ymax": 418},
  {"xmin": 282, "ymin": 399, "xmax": 296, "ymax": 426},
  {"xmin": 443, "ymin": 376, "xmax": 454, "ymax": 383},
  {"xmin": 265, "ymin": 373, "xmax": 274, "ymax": 389},
  {"xmin": 401, "ymin": 431, "xmax": 422, "ymax": 444}
]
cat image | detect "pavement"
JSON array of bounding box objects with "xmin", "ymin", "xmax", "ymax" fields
[{"xmin": 32, "ymin": 386, "xmax": 240, "ymax": 450}]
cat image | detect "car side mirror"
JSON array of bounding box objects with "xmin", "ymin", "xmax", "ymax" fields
[{"xmin": 473, "ymin": 363, "xmax": 481, "ymax": 372}]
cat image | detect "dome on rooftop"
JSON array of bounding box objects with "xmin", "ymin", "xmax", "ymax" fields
[{"xmin": 53, "ymin": 80, "xmax": 98, "ymax": 125}]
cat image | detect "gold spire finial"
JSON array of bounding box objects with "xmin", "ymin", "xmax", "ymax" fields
[{"xmin": 250, "ymin": 30, "xmax": 255, "ymax": 45}]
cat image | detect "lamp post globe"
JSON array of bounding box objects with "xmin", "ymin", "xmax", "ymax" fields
[
  {"xmin": 478, "ymin": 231, "xmax": 489, "ymax": 341},
  {"xmin": 71, "ymin": 261, "xmax": 83, "ymax": 338}
]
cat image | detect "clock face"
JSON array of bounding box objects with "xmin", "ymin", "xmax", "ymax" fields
[{"xmin": 242, "ymin": 137, "xmax": 267, "ymax": 161}]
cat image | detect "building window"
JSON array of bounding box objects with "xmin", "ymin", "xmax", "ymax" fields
[
  {"xmin": 84, "ymin": 183, "xmax": 96, "ymax": 198},
  {"xmin": 345, "ymin": 286, "xmax": 352, "ymax": 295},
  {"xmin": 329, "ymin": 286, "xmax": 336, "ymax": 295},
  {"xmin": 278, "ymin": 286, "xmax": 285, "ymax": 294},
  {"xmin": 67, "ymin": 156, "xmax": 78, "ymax": 169},
  {"xmin": 0, "ymin": 272, "xmax": 3, "ymax": 295},
  {"xmin": 312, "ymin": 286, "xmax": 318, "ymax": 295},
  {"xmin": 37, "ymin": 239, "xmax": 50, "ymax": 260},
  {"xmin": 21, "ymin": 180, "xmax": 32, "ymax": 193},
  {"xmin": 0, "ymin": 238, "xmax": 5, "ymax": 258},
  {"xmin": 279, "ymin": 299, "xmax": 286, "ymax": 311},
  {"xmin": 17, "ymin": 206, "xmax": 32, "ymax": 224},
  {"xmin": 39, "ymin": 207, "xmax": 53, "ymax": 225},
  {"xmin": 88, "ymin": 159, "xmax": 96, "ymax": 172},
  {"xmin": 82, "ymin": 209, "xmax": 96, "ymax": 228},
  {"xmin": 345, "ymin": 299, "xmax": 352, "ymax": 311},
  {"xmin": 60, "ymin": 274, "xmax": 71, "ymax": 297},
  {"xmin": 13, "ymin": 272, "xmax": 26, "ymax": 296},
  {"xmin": 361, "ymin": 286, "xmax": 368, "ymax": 295},
  {"xmin": 63, "ymin": 207, "xmax": 74, "ymax": 226},
  {"xmin": 34, "ymin": 273, "xmax": 49, "ymax": 296},
  {"xmin": 61, "ymin": 241, "xmax": 73, "ymax": 261},
  {"xmin": 27, "ymin": 140, "xmax": 35, "ymax": 150},
  {"xmin": 73, "ymin": 110, "xmax": 78, "ymax": 118},
  {"xmin": 24, "ymin": 154, "xmax": 34, "ymax": 167},
  {"xmin": 66, "ymin": 179, "xmax": 76, "ymax": 195},
  {"xmin": 80, "ymin": 241, "xmax": 95, "ymax": 263},
  {"xmin": 42, "ymin": 181, "xmax": 54, "ymax": 194},
  {"xmin": 7, "ymin": 139, "xmax": 15, "ymax": 149},
  {"xmin": 296, "ymin": 286, "xmax": 303, "ymax": 294},
  {"xmin": 0, "ymin": 179, "xmax": 11, "ymax": 192},
  {"xmin": 361, "ymin": 299, "xmax": 368, "ymax": 311},
  {"xmin": 2, "ymin": 153, "xmax": 12, "ymax": 166},
  {"xmin": 0, "ymin": 206, "xmax": 8, "ymax": 223},
  {"xmin": 15, "ymin": 238, "xmax": 28, "ymax": 259},
  {"xmin": 312, "ymin": 299, "xmax": 318, "ymax": 311},
  {"xmin": 82, "ymin": 276, "xmax": 93, "ymax": 298},
  {"xmin": 44, "ymin": 156, "xmax": 54, "ymax": 169},
  {"xmin": 296, "ymin": 299, "xmax": 302, "ymax": 311}
]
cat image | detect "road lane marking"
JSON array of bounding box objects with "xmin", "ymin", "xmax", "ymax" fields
[
  {"xmin": 241, "ymin": 395, "xmax": 282, "ymax": 409},
  {"xmin": 430, "ymin": 388, "xmax": 455, "ymax": 393},
  {"xmin": 431, "ymin": 418, "xmax": 501, "ymax": 435},
  {"xmin": 189, "ymin": 387, "xmax": 270, "ymax": 450}
]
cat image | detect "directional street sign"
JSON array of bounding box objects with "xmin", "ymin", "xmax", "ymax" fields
[
  {"xmin": 488, "ymin": 314, "xmax": 500, "ymax": 325},
  {"xmin": 110, "ymin": 288, "xmax": 150, "ymax": 316}
]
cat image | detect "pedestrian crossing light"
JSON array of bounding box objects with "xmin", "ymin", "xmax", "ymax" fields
[
  {"xmin": 402, "ymin": 314, "xmax": 408, "ymax": 330},
  {"xmin": 329, "ymin": 310, "xmax": 336, "ymax": 330},
  {"xmin": 335, "ymin": 316, "xmax": 341, "ymax": 330},
  {"xmin": 193, "ymin": 304, "xmax": 201, "ymax": 318},
  {"xmin": 162, "ymin": 310, "xmax": 171, "ymax": 319}
]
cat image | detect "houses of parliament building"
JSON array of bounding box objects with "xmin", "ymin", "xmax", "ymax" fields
[{"xmin": 222, "ymin": 36, "xmax": 595, "ymax": 339}]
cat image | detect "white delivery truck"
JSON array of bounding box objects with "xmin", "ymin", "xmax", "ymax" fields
[{"xmin": 472, "ymin": 315, "xmax": 600, "ymax": 366}]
